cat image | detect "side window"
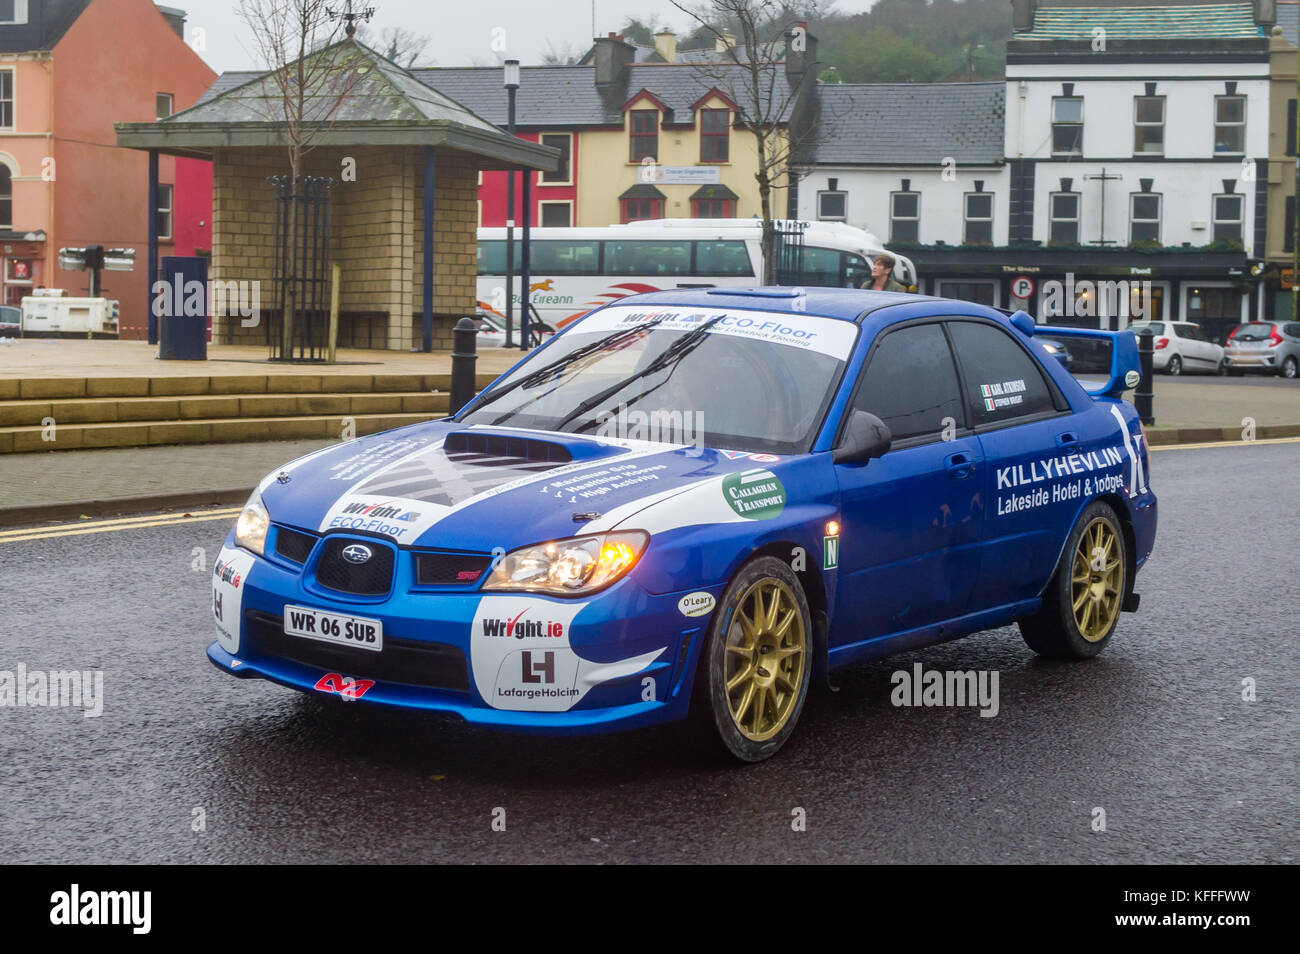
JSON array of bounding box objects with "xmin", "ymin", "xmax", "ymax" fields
[
  {"xmin": 853, "ymin": 323, "xmax": 964, "ymax": 443},
  {"xmin": 1285, "ymin": 323, "xmax": 1300, "ymax": 338},
  {"xmin": 947, "ymin": 320, "xmax": 1058, "ymax": 427}
]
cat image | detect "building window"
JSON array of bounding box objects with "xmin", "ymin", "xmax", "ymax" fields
[
  {"xmin": 620, "ymin": 197, "xmax": 663, "ymax": 223},
  {"xmin": 700, "ymin": 108, "xmax": 730, "ymax": 162},
  {"xmin": 817, "ymin": 191, "xmax": 846, "ymax": 222},
  {"xmin": 1048, "ymin": 192, "xmax": 1080, "ymax": 245},
  {"xmin": 1052, "ymin": 96, "xmax": 1083, "ymax": 156},
  {"xmin": 539, "ymin": 133, "xmax": 572, "ymax": 185},
  {"xmin": 0, "ymin": 69, "xmax": 13, "ymax": 129},
  {"xmin": 890, "ymin": 191, "xmax": 920, "ymax": 242},
  {"xmin": 157, "ymin": 184, "xmax": 174, "ymax": 240},
  {"xmin": 1134, "ymin": 96, "xmax": 1164, "ymax": 154},
  {"xmin": 0, "ymin": 164, "xmax": 11, "ymax": 228},
  {"xmin": 691, "ymin": 197, "xmax": 734, "ymax": 217},
  {"xmin": 1130, "ymin": 193, "xmax": 1162, "ymax": 245},
  {"xmin": 539, "ymin": 201, "xmax": 572, "ymax": 227},
  {"xmin": 0, "ymin": 1, "xmax": 28, "ymax": 26},
  {"xmin": 964, "ymin": 192, "xmax": 993, "ymax": 245},
  {"xmin": 156, "ymin": 93, "xmax": 174, "ymax": 121},
  {"xmin": 1212, "ymin": 193, "xmax": 1243, "ymax": 244},
  {"xmin": 1214, "ymin": 95, "xmax": 1245, "ymax": 154},
  {"xmin": 630, "ymin": 109, "xmax": 658, "ymax": 162}
]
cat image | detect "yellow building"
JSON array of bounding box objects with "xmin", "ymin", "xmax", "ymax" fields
[{"xmin": 416, "ymin": 30, "xmax": 814, "ymax": 228}]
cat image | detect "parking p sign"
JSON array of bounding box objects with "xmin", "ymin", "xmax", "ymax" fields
[{"xmin": 1011, "ymin": 276, "xmax": 1035, "ymax": 299}]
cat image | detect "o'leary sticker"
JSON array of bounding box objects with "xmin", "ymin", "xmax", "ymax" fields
[
  {"xmin": 1124, "ymin": 370, "xmax": 1141, "ymax": 388},
  {"xmin": 677, "ymin": 592, "xmax": 716, "ymax": 617},
  {"xmin": 723, "ymin": 469, "xmax": 786, "ymax": 520}
]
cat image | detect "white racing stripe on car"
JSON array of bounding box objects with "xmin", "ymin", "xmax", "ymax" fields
[
  {"xmin": 1108, "ymin": 404, "xmax": 1148, "ymax": 496},
  {"xmin": 316, "ymin": 427, "xmax": 686, "ymax": 542},
  {"xmin": 580, "ymin": 477, "xmax": 721, "ymax": 533}
]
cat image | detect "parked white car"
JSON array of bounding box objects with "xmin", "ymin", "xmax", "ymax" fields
[{"xmin": 1133, "ymin": 321, "xmax": 1225, "ymax": 375}]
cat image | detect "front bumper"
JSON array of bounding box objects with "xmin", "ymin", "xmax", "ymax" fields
[{"xmin": 207, "ymin": 532, "xmax": 716, "ymax": 734}]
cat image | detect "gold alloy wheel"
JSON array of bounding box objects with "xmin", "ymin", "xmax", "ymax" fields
[
  {"xmin": 1070, "ymin": 517, "xmax": 1124, "ymax": 643},
  {"xmin": 724, "ymin": 578, "xmax": 806, "ymax": 741}
]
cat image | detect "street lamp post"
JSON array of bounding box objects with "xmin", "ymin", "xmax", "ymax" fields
[{"xmin": 504, "ymin": 59, "xmax": 520, "ymax": 348}]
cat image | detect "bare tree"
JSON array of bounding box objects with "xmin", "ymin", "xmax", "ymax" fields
[
  {"xmin": 358, "ymin": 24, "xmax": 432, "ymax": 68},
  {"xmin": 667, "ymin": 0, "xmax": 826, "ymax": 283},
  {"xmin": 237, "ymin": 0, "xmax": 366, "ymax": 184}
]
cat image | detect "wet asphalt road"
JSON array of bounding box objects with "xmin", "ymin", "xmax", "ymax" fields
[{"xmin": 1, "ymin": 441, "xmax": 1296, "ymax": 864}]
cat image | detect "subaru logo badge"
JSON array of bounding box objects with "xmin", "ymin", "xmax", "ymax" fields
[{"xmin": 342, "ymin": 544, "xmax": 373, "ymax": 565}]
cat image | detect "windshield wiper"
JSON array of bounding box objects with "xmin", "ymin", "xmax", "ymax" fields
[
  {"xmin": 552, "ymin": 315, "xmax": 724, "ymax": 434},
  {"xmin": 465, "ymin": 314, "xmax": 673, "ymax": 420}
]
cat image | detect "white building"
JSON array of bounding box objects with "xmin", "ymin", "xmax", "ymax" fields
[{"xmin": 799, "ymin": 0, "xmax": 1276, "ymax": 339}]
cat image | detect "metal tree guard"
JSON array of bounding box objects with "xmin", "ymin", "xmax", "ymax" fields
[{"xmin": 268, "ymin": 175, "xmax": 335, "ymax": 361}]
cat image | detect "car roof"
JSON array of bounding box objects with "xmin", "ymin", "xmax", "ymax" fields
[{"xmin": 602, "ymin": 286, "xmax": 937, "ymax": 322}]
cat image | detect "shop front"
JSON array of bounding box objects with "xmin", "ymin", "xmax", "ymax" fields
[
  {"xmin": 0, "ymin": 237, "xmax": 45, "ymax": 307},
  {"xmin": 906, "ymin": 246, "xmax": 1255, "ymax": 343}
]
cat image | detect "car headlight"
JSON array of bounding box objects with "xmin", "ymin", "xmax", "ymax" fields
[
  {"xmin": 234, "ymin": 492, "xmax": 270, "ymax": 556},
  {"xmin": 482, "ymin": 532, "xmax": 648, "ymax": 596}
]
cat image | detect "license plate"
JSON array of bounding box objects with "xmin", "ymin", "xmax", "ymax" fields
[{"xmin": 283, "ymin": 604, "xmax": 383, "ymax": 652}]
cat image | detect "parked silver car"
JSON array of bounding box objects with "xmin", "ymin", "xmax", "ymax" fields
[
  {"xmin": 1132, "ymin": 321, "xmax": 1225, "ymax": 375},
  {"xmin": 1225, "ymin": 322, "xmax": 1300, "ymax": 378}
]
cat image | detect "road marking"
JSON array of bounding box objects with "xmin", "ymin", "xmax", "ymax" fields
[
  {"xmin": 1150, "ymin": 436, "xmax": 1300, "ymax": 452},
  {"xmin": 0, "ymin": 509, "xmax": 240, "ymax": 544}
]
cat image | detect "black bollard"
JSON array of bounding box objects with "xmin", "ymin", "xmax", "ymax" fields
[
  {"xmin": 450, "ymin": 316, "xmax": 479, "ymax": 416},
  {"xmin": 1134, "ymin": 325, "xmax": 1154, "ymax": 426}
]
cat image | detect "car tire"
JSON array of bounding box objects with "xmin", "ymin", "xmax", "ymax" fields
[
  {"xmin": 1166, "ymin": 354, "xmax": 1182, "ymax": 376},
  {"xmin": 1282, "ymin": 356, "xmax": 1298, "ymax": 379},
  {"xmin": 694, "ymin": 555, "xmax": 813, "ymax": 762},
  {"xmin": 1019, "ymin": 501, "xmax": 1127, "ymax": 660},
  {"xmin": 1215, "ymin": 358, "xmax": 1226, "ymax": 376}
]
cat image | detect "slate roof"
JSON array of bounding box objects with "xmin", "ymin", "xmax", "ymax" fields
[
  {"xmin": 0, "ymin": 0, "xmax": 88, "ymax": 53},
  {"xmin": 411, "ymin": 62, "xmax": 795, "ymax": 127},
  {"xmin": 1019, "ymin": 2, "xmax": 1265, "ymax": 38},
  {"xmin": 811, "ymin": 82, "xmax": 1005, "ymax": 166},
  {"xmin": 171, "ymin": 41, "xmax": 501, "ymax": 133}
]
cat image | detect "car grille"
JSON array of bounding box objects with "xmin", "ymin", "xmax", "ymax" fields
[
  {"xmin": 415, "ymin": 551, "xmax": 494, "ymax": 586},
  {"xmin": 315, "ymin": 538, "xmax": 395, "ymax": 596},
  {"xmin": 275, "ymin": 527, "xmax": 317, "ymax": 564},
  {"xmin": 247, "ymin": 611, "xmax": 470, "ymax": 692}
]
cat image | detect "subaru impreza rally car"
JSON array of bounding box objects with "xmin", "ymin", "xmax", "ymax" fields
[{"xmin": 209, "ymin": 287, "xmax": 1156, "ymax": 761}]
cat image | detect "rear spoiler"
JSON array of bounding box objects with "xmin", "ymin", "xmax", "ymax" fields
[{"xmin": 1007, "ymin": 311, "xmax": 1140, "ymax": 399}]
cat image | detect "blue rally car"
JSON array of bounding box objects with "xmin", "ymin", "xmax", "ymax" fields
[{"xmin": 209, "ymin": 288, "xmax": 1156, "ymax": 761}]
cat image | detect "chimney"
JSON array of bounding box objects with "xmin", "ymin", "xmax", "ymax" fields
[
  {"xmin": 593, "ymin": 33, "xmax": 636, "ymax": 89},
  {"xmin": 715, "ymin": 31, "xmax": 737, "ymax": 54},
  {"xmin": 157, "ymin": 5, "xmax": 187, "ymax": 39},
  {"xmin": 654, "ymin": 29, "xmax": 677, "ymax": 63},
  {"xmin": 785, "ymin": 23, "xmax": 818, "ymax": 87},
  {"xmin": 1255, "ymin": 0, "xmax": 1277, "ymax": 27},
  {"xmin": 1011, "ymin": 0, "xmax": 1038, "ymax": 33}
]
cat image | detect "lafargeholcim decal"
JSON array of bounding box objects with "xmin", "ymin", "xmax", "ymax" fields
[
  {"xmin": 470, "ymin": 596, "xmax": 663, "ymax": 712},
  {"xmin": 212, "ymin": 545, "xmax": 255, "ymax": 654},
  {"xmin": 722, "ymin": 469, "xmax": 786, "ymax": 520}
]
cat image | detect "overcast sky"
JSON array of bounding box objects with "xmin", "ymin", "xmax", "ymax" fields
[{"xmin": 185, "ymin": 0, "xmax": 880, "ymax": 72}]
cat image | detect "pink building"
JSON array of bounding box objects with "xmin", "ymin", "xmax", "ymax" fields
[{"xmin": 0, "ymin": 0, "xmax": 215, "ymax": 338}]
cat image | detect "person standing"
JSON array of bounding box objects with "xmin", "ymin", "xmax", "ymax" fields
[{"xmin": 862, "ymin": 253, "xmax": 905, "ymax": 293}]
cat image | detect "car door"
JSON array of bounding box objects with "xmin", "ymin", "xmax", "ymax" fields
[
  {"xmin": 1179, "ymin": 322, "xmax": 1215, "ymax": 369},
  {"xmin": 945, "ymin": 318, "xmax": 1079, "ymax": 610},
  {"xmin": 832, "ymin": 320, "xmax": 985, "ymax": 641}
]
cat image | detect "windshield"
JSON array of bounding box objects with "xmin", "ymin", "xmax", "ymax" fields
[
  {"xmin": 459, "ymin": 305, "xmax": 858, "ymax": 454},
  {"xmin": 1134, "ymin": 322, "xmax": 1165, "ymax": 335}
]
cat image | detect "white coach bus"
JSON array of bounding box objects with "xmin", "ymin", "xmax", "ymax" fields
[{"xmin": 476, "ymin": 218, "xmax": 918, "ymax": 330}]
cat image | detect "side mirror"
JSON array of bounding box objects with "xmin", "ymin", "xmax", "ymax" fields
[{"xmin": 833, "ymin": 410, "xmax": 892, "ymax": 464}]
